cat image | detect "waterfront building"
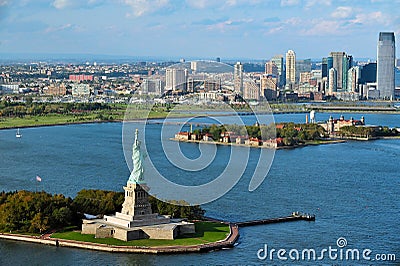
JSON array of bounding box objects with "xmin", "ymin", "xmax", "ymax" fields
[
  {"xmin": 234, "ymin": 62, "xmax": 244, "ymax": 94},
  {"xmin": 285, "ymin": 50, "xmax": 296, "ymax": 84},
  {"xmin": 377, "ymin": 32, "xmax": 396, "ymax": 99},
  {"xmin": 165, "ymin": 68, "xmax": 187, "ymax": 92}
]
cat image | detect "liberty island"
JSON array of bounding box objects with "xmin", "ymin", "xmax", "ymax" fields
[{"xmin": 82, "ymin": 129, "xmax": 196, "ymax": 241}]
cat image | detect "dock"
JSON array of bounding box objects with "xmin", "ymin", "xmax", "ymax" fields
[{"xmin": 235, "ymin": 212, "xmax": 315, "ymax": 227}]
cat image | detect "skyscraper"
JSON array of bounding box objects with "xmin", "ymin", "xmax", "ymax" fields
[
  {"xmin": 296, "ymin": 59, "xmax": 311, "ymax": 82},
  {"xmin": 322, "ymin": 58, "xmax": 328, "ymax": 78},
  {"xmin": 234, "ymin": 62, "xmax": 244, "ymax": 94},
  {"xmin": 271, "ymin": 55, "xmax": 285, "ymax": 87},
  {"xmin": 377, "ymin": 32, "xmax": 396, "ymax": 99},
  {"xmin": 342, "ymin": 54, "xmax": 353, "ymax": 91},
  {"xmin": 329, "ymin": 52, "xmax": 346, "ymax": 90},
  {"xmin": 328, "ymin": 68, "xmax": 337, "ymax": 95},
  {"xmin": 286, "ymin": 50, "xmax": 296, "ymax": 85}
]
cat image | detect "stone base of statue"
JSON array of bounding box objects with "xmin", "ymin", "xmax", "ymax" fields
[{"xmin": 81, "ymin": 183, "xmax": 195, "ymax": 241}]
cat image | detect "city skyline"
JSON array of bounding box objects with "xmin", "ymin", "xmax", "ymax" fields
[{"xmin": 0, "ymin": 0, "xmax": 399, "ymax": 60}]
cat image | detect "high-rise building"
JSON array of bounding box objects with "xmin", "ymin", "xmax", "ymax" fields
[
  {"xmin": 271, "ymin": 55, "xmax": 285, "ymax": 87},
  {"xmin": 342, "ymin": 55, "xmax": 353, "ymax": 91},
  {"xmin": 265, "ymin": 61, "xmax": 279, "ymax": 76},
  {"xmin": 360, "ymin": 63, "xmax": 377, "ymax": 84},
  {"xmin": 234, "ymin": 62, "xmax": 244, "ymax": 94},
  {"xmin": 377, "ymin": 32, "xmax": 396, "ymax": 99},
  {"xmin": 329, "ymin": 52, "xmax": 346, "ymax": 90},
  {"xmin": 322, "ymin": 58, "xmax": 328, "ymax": 78},
  {"xmin": 260, "ymin": 74, "xmax": 278, "ymax": 100},
  {"xmin": 328, "ymin": 68, "xmax": 337, "ymax": 95},
  {"xmin": 165, "ymin": 68, "xmax": 187, "ymax": 91},
  {"xmin": 296, "ymin": 59, "xmax": 311, "ymax": 82},
  {"xmin": 286, "ymin": 50, "xmax": 296, "ymax": 84},
  {"xmin": 347, "ymin": 66, "xmax": 360, "ymax": 92}
]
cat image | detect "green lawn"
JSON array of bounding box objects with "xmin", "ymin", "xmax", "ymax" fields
[{"xmin": 51, "ymin": 222, "xmax": 230, "ymax": 247}]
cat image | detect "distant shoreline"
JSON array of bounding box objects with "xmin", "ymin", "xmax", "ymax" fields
[
  {"xmin": 2, "ymin": 109, "xmax": 400, "ymax": 131},
  {"xmin": 170, "ymin": 138, "xmax": 348, "ymax": 150}
]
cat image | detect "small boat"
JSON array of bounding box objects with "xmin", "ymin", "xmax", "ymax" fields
[{"xmin": 16, "ymin": 128, "xmax": 22, "ymax": 138}]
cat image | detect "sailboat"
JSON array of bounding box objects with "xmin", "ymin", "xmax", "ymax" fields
[{"xmin": 16, "ymin": 128, "xmax": 22, "ymax": 138}]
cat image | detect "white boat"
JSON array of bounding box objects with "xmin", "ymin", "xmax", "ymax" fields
[{"xmin": 16, "ymin": 128, "xmax": 22, "ymax": 138}]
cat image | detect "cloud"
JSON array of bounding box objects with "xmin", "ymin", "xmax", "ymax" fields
[
  {"xmin": 331, "ymin": 6, "xmax": 353, "ymax": 19},
  {"xmin": 124, "ymin": 0, "xmax": 169, "ymax": 17},
  {"xmin": 301, "ymin": 20, "xmax": 343, "ymax": 36},
  {"xmin": 45, "ymin": 23, "xmax": 73, "ymax": 33},
  {"xmin": 350, "ymin": 11, "xmax": 388, "ymax": 26},
  {"xmin": 52, "ymin": 0, "xmax": 71, "ymax": 9},
  {"xmin": 0, "ymin": 0, "xmax": 9, "ymax": 6},
  {"xmin": 225, "ymin": 0, "xmax": 236, "ymax": 6},
  {"xmin": 205, "ymin": 18, "xmax": 253, "ymax": 32},
  {"xmin": 305, "ymin": 0, "xmax": 331, "ymax": 8},
  {"xmin": 186, "ymin": 0, "xmax": 211, "ymax": 9},
  {"xmin": 280, "ymin": 0, "xmax": 300, "ymax": 7},
  {"xmin": 51, "ymin": 0, "xmax": 105, "ymax": 9}
]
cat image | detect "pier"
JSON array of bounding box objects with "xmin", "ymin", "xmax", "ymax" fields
[{"xmin": 235, "ymin": 212, "xmax": 315, "ymax": 227}]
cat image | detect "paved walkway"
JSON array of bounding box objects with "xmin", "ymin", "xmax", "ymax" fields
[{"xmin": 0, "ymin": 223, "xmax": 240, "ymax": 254}]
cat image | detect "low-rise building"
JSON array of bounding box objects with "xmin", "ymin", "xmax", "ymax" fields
[
  {"xmin": 263, "ymin": 138, "xmax": 284, "ymax": 148},
  {"xmin": 245, "ymin": 137, "xmax": 261, "ymax": 146}
]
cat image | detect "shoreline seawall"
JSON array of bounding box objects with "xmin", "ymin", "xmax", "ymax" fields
[{"xmin": 0, "ymin": 224, "xmax": 239, "ymax": 254}]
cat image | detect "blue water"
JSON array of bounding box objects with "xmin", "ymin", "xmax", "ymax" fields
[{"xmin": 0, "ymin": 113, "xmax": 399, "ymax": 265}]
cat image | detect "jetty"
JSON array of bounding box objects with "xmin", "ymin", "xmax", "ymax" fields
[{"xmin": 235, "ymin": 212, "xmax": 315, "ymax": 227}]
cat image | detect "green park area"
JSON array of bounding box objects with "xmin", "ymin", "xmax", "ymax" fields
[
  {"xmin": 51, "ymin": 222, "xmax": 230, "ymax": 247},
  {"xmin": 0, "ymin": 101, "xmax": 216, "ymax": 129}
]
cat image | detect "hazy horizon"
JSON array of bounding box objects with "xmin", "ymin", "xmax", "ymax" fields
[{"xmin": 0, "ymin": 1, "xmax": 399, "ymax": 60}]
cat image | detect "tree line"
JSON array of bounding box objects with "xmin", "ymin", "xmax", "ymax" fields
[
  {"xmin": 339, "ymin": 125, "xmax": 399, "ymax": 138},
  {"xmin": 193, "ymin": 124, "xmax": 276, "ymax": 141},
  {"xmin": 192, "ymin": 122, "xmax": 327, "ymax": 146},
  {"xmin": 0, "ymin": 101, "xmax": 112, "ymax": 118},
  {"xmin": 0, "ymin": 189, "xmax": 205, "ymax": 234}
]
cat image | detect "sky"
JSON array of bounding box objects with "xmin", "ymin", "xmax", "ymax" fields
[{"xmin": 0, "ymin": 0, "xmax": 399, "ymax": 60}]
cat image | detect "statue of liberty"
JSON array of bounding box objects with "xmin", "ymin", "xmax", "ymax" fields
[{"xmin": 128, "ymin": 129, "xmax": 145, "ymax": 184}]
